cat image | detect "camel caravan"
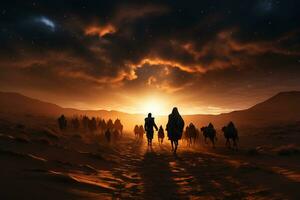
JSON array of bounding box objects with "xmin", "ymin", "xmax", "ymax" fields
[
  {"xmin": 57, "ymin": 114, "xmax": 124, "ymax": 143},
  {"xmin": 183, "ymin": 121, "xmax": 239, "ymax": 150},
  {"xmin": 58, "ymin": 107, "xmax": 239, "ymax": 151},
  {"xmin": 131, "ymin": 107, "xmax": 239, "ymax": 152},
  {"xmin": 134, "ymin": 119, "xmax": 239, "ymax": 151},
  {"xmin": 134, "ymin": 125, "xmax": 145, "ymax": 141}
]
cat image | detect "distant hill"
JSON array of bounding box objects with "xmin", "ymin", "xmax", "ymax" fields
[
  {"xmin": 0, "ymin": 91, "xmax": 144, "ymax": 129},
  {"xmin": 0, "ymin": 91, "xmax": 67, "ymax": 116},
  {"xmin": 228, "ymin": 91, "xmax": 300, "ymax": 125},
  {"xmin": 0, "ymin": 91, "xmax": 124, "ymax": 117},
  {"xmin": 246, "ymin": 91, "xmax": 300, "ymax": 114},
  {"xmin": 1, "ymin": 91, "xmax": 300, "ymax": 130},
  {"xmin": 185, "ymin": 91, "xmax": 300, "ymax": 128}
]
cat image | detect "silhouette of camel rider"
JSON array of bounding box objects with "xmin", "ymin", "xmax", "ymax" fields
[
  {"xmin": 227, "ymin": 121, "xmax": 237, "ymax": 135},
  {"xmin": 144, "ymin": 113, "xmax": 158, "ymax": 146},
  {"xmin": 158, "ymin": 125, "xmax": 165, "ymax": 144}
]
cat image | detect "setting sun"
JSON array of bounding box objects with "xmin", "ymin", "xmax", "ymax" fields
[{"xmin": 138, "ymin": 96, "xmax": 168, "ymax": 116}]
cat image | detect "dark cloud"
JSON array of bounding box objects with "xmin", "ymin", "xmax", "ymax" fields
[{"xmin": 0, "ymin": 0, "xmax": 300, "ymax": 113}]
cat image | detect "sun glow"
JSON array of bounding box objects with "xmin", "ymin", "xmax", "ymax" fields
[{"xmin": 139, "ymin": 96, "xmax": 169, "ymax": 116}]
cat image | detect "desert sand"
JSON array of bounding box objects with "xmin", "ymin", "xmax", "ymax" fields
[
  {"xmin": 0, "ymin": 91, "xmax": 300, "ymax": 199},
  {"xmin": 0, "ymin": 121, "xmax": 300, "ymax": 200}
]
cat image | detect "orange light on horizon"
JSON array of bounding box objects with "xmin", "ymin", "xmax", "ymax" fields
[
  {"xmin": 47, "ymin": 91, "xmax": 237, "ymax": 116},
  {"xmin": 136, "ymin": 96, "xmax": 170, "ymax": 116}
]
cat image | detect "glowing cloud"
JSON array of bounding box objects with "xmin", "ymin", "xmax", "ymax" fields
[
  {"xmin": 85, "ymin": 24, "xmax": 116, "ymax": 37},
  {"xmin": 132, "ymin": 58, "xmax": 205, "ymax": 73}
]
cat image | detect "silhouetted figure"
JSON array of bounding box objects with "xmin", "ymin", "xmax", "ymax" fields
[
  {"xmin": 134, "ymin": 125, "xmax": 139, "ymax": 138},
  {"xmin": 88, "ymin": 117, "xmax": 97, "ymax": 132},
  {"xmin": 98, "ymin": 119, "xmax": 107, "ymax": 134},
  {"xmin": 144, "ymin": 113, "xmax": 158, "ymax": 146},
  {"xmin": 105, "ymin": 129, "xmax": 111, "ymax": 143},
  {"xmin": 158, "ymin": 125, "xmax": 165, "ymax": 144},
  {"xmin": 71, "ymin": 117, "xmax": 80, "ymax": 130},
  {"xmin": 138, "ymin": 125, "xmax": 145, "ymax": 140},
  {"xmin": 201, "ymin": 123, "xmax": 217, "ymax": 148},
  {"xmin": 222, "ymin": 121, "xmax": 239, "ymax": 150},
  {"xmin": 58, "ymin": 114, "xmax": 67, "ymax": 130},
  {"xmin": 107, "ymin": 119, "xmax": 114, "ymax": 131},
  {"xmin": 82, "ymin": 116, "xmax": 89, "ymax": 130},
  {"xmin": 166, "ymin": 107, "xmax": 184, "ymax": 153},
  {"xmin": 114, "ymin": 119, "xmax": 123, "ymax": 136}
]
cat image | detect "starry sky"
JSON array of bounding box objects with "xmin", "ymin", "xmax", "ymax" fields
[{"xmin": 1, "ymin": 0, "xmax": 300, "ymax": 114}]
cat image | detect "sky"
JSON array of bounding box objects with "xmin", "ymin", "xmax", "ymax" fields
[{"xmin": 1, "ymin": 0, "xmax": 300, "ymax": 115}]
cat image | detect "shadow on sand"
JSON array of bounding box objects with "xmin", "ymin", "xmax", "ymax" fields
[{"xmin": 139, "ymin": 148, "xmax": 181, "ymax": 200}]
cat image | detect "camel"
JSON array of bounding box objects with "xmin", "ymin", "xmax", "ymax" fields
[
  {"xmin": 185, "ymin": 123, "xmax": 199, "ymax": 147},
  {"xmin": 222, "ymin": 122, "xmax": 239, "ymax": 150},
  {"xmin": 201, "ymin": 123, "xmax": 217, "ymax": 148}
]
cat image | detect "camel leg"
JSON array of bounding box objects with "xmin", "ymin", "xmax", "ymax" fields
[
  {"xmin": 174, "ymin": 140, "xmax": 178, "ymax": 153},
  {"xmin": 226, "ymin": 139, "xmax": 230, "ymax": 148},
  {"xmin": 226, "ymin": 139, "xmax": 229, "ymax": 148},
  {"xmin": 171, "ymin": 141, "xmax": 174, "ymax": 151},
  {"xmin": 233, "ymin": 139, "xmax": 238, "ymax": 151}
]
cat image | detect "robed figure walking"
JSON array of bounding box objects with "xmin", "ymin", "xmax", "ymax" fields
[{"xmin": 166, "ymin": 107, "xmax": 184, "ymax": 153}]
